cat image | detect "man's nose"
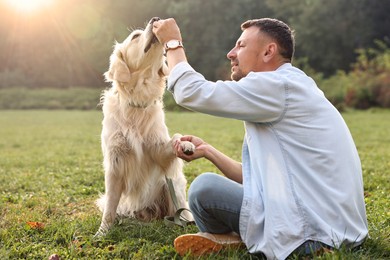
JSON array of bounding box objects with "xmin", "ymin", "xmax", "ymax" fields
[{"xmin": 227, "ymin": 48, "xmax": 236, "ymax": 60}]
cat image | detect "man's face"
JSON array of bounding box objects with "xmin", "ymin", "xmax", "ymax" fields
[{"xmin": 227, "ymin": 26, "xmax": 269, "ymax": 81}]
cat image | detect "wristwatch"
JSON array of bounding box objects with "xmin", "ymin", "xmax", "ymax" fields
[{"xmin": 165, "ymin": 40, "xmax": 184, "ymax": 52}]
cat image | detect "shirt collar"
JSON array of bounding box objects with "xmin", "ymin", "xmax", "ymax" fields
[{"xmin": 276, "ymin": 63, "xmax": 292, "ymax": 71}]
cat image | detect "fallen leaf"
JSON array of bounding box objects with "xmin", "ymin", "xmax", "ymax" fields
[{"xmin": 26, "ymin": 221, "xmax": 45, "ymax": 230}]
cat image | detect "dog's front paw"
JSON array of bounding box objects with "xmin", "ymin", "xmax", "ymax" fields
[
  {"xmin": 172, "ymin": 133, "xmax": 182, "ymax": 143},
  {"xmin": 181, "ymin": 141, "xmax": 195, "ymax": 155},
  {"xmin": 93, "ymin": 228, "xmax": 107, "ymax": 238}
]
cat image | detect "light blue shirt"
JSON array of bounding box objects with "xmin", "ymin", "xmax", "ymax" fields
[{"xmin": 168, "ymin": 62, "xmax": 368, "ymax": 259}]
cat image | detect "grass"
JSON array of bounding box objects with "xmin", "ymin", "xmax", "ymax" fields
[
  {"xmin": 0, "ymin": 109, "xmax": 389, "ymax": 259},
  {"xmin": 0, "ymin": 87, "xmax": 187, "ymax": 111},
  {"xmin": 0, "ymin": 87, "xmax": 103, "ymax": 110}
]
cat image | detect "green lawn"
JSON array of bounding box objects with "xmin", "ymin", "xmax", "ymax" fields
[{"xmin": 0, "ymin": 110, "xmax": 389, "ymax": 259}]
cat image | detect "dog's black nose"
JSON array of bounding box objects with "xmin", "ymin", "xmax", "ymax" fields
[{"xmin": 150, "ymin": 17, "xmax": 161, "ymax": 24}]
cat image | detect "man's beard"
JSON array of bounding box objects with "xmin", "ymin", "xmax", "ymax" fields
[{"xmin": 231, "ymin": 69, "xmax": 245, "ymax": 81}]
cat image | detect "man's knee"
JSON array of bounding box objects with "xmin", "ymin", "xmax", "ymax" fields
[{"xmin": 188, "ymin": 173, "xmax": 222, "ymax": 206}]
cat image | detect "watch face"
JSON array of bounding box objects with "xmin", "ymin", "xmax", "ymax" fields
[
  {"xmin": 166, "ymin": 40, "xmax": 183, "ymax": 50},
  {"xmin": 168, "ymin": 41, "xmax": 179, "ymax": 48}
]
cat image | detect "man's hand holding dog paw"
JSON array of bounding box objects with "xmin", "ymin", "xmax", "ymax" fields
[
  {"xmin": 173, "ymin": 135, "xmax": 212, "ymax": 162},
  {"xmin": 181, "ymin": 141, "xmax": 195, "ymax": 155},
  {"xmin": 172, "ymin": 134, "xmax": 195, "ymax": 157}
]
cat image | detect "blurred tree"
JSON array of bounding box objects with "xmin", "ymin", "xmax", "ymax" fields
[
  {"xmin": 0, "ymin": 0, "xmax": 389, "ymax": 88},
  {"xmin": 166, "ymin": 0, "xmax": 272, "ymax": 80},
  {"xmin": 0, "ymin": 0, "xmax": 171, "ymax": 88},
  {"xmin": 266, "ymin": 0, "xmax": 390, "ymax": 76}
]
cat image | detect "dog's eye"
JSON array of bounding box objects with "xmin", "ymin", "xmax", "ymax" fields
[{"xmin": 131, "ymin": 33, "xmax": 141, "ymax": 41}]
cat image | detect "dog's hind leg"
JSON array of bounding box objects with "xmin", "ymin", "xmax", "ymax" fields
[
  {"xmin": 95, "ymin": 172, "xmax": 123, "ymax": 237},
  {"xmin": 95, "ymin": 132, "xmax": 131, "ymax": 237}
]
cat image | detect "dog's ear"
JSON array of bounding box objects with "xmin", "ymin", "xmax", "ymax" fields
[{"xmin": 104, "ymin": 47, "xmax": 131, "ymax": 83}]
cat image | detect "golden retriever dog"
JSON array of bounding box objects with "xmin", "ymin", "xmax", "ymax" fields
[{"xmin": 95, "ymin": 17, "xmax": 194, "ymax": 236}]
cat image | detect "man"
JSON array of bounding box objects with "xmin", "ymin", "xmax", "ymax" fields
[{"xmin": 153, "ymin": 18, "xmax": 368, "ymax": 259}]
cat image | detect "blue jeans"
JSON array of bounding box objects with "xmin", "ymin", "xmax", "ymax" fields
[
  {"xmin": 188, "ymin": 172, "xmax": 332, "ymax": 256},
  {"xmin": 188, "ymin": 172, "xmax": 243, "ymax": 234}
]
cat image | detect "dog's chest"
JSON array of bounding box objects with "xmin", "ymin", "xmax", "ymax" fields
[{"xmin": 107, "ymin": 111, "xmax": 169, "ymax": 146}]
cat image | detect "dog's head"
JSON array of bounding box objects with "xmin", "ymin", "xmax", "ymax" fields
[{"xmin": 105, "ymin": 17, "xmax": 167, "ymax": 83}]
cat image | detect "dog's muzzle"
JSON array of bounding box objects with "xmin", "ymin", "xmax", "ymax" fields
[
  {"xmin": 149, "ymin": 17, "xmax": 161, "ymax": 24},
  {"xmin": 144, "ymin": 17, "xmax": 161, "ymax": 53}
]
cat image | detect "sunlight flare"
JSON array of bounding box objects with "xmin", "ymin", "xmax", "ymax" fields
[{"xmin": 3, "ymin": 0, "xmax": 54, "ymax": 13}]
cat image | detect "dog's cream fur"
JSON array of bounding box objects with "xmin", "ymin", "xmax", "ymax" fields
[{"xmin": 95, "ymin": 19, "xmax": 194, "ymax": 236}]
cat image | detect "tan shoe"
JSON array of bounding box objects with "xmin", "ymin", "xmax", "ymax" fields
[{"xmin": 174, "ymin": 232, "xmax": 244, "ymax": 256}]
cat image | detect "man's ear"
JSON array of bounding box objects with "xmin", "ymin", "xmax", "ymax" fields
[
  {"xmin": 104, "ymin": 46, "xmax": 131, "ymax": 82},
  {"xmin": 263, "ymin": 43, "xmax": 277, "ymax": 63}
]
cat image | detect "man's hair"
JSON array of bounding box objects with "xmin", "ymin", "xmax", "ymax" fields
[{"xmin": 241, "ymin": 18, "xmax": 295, "ymax": 61}]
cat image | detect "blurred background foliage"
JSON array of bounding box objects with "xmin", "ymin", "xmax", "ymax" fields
[{"xmin": 0, "ymin": 0, "xmax": 389, "ymax": 110}]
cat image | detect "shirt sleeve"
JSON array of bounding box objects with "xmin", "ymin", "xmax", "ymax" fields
[{"xmin": 168, "ymin": 62, "xmax": 287, "ymax": 123}]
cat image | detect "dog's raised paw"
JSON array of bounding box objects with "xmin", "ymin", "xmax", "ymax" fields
[
  {"xmin": 184, "ymin": 149, "xmax": 193, "ymax": 155},
  {"xmin": 181, "ymin": 141, "xmax": 195, "ymax": 155}
]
